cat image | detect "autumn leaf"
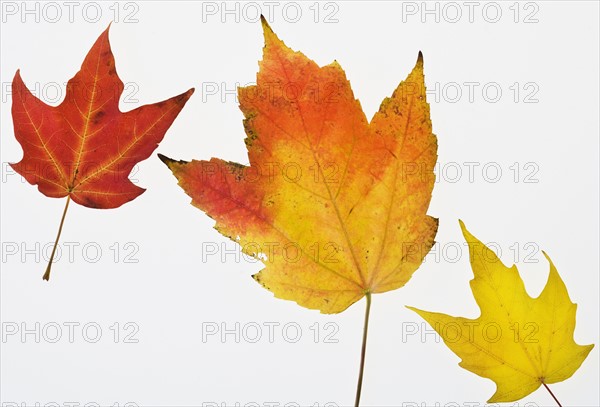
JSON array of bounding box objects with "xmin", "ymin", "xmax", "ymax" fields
[
  {"xmin": 161, "ymin": 17, "xmax": 438, "ymax": 314},
  {"xmin": 10, "ymin": 26, "xmax": 194, "ymax": 280},
  {"xmin": 161, "ymin": 18, "xmax": 437, "ymax": 404},
  {"xmin": 408, "ymin": 220, "xmax": 594, "ymax": 404}
]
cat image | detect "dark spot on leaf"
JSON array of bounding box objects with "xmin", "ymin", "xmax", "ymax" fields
[
  {"xmin": 226, "ymin": 161, "xmax": 246, "ymax": 182},
  {"xmin": 93, "ymin": 110, "xmax": 105, "ymax": 124},
  {"xmin": 81, "ymin": 196, "xmax": 100, "ymax": 209}
]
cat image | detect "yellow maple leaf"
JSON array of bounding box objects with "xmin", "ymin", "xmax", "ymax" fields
[
  {"xmin": 409, "ymin": 220, "xmax": 594, "ymax": 403},
  {"xmin": 161, "ymin": 17, "xmax": 438, "ymax": 314}
]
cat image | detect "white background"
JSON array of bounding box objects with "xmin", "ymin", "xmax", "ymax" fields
[{"xmin": 1, "ymin": 1, "xmax": 598, "ymax": 406}]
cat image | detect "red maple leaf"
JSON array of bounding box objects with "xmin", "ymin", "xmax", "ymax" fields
[{"xmin": 10, "ymin": 26, "xmax": 194, "ymax": 280}]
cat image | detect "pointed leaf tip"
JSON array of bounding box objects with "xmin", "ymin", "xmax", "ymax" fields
[
  {"xmin": 157, "ymin": 153, "xmax": 172, "ymax": 165},
  {"xmin": 458, "ymin": 220, "xmax": 480, "ymax": 246},
  {"xmin": 13, "ymin": 69, "xmax": 24, "ymax": 87},
  {"xmin": 158, "ymin": 153, "xmax": 178, "ymax": 167},
  {"xmin": 260, "ymin": 14, "xmax": 280, "ymax": 45},
  {"xmin": 417, "ymin": 51, "xmax": 424, "ymax": 65},
  {"xmin": 158, "ymin": 154, "xmax": 190, "ymax": 171},
  {"xmin": 542, "ymin": 250, "xmax": 552, "ymax": 263},
  {"xmin": 458, "ymin": 219, "xmax": 468, "ymax": 235},
  {"xmin": 179, "ymin": 87, "xmax": 196, "ymax": 103},
  {"xmin": 260, "ymin": 14, "xmax": 272, "ymax": 33},
  {"xmin": 99, "ymin": 23, "xmax": 111, "ymax": 40}
]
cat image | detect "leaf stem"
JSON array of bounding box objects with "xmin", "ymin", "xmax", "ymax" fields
[
  {"xmin": 43, "ymin": 195, "xmax": 71, "ymax": 281},
  {"xmin": 354, "ymin": 291, "xmax": 372, "ymax": 407},
  {"xmin": 542, "ymin": 382, "xmax": 562, "ymax": 407}
]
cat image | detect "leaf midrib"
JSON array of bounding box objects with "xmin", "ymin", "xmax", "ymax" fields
[{"xmin": 70, "ymin": 38, "xmax": 104, "ymax": 190}]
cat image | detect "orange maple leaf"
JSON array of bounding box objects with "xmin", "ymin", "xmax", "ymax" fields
[
  {"xmin": 161, "ymin": 18, "xmax": 438, "ymax": 314},
  {"xmin": 10, "ymin": 26, "xmax": 194, "ymax": 280}
]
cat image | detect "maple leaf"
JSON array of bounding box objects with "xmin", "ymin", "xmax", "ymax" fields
[
  {"xmin": 408, "ymin": 220, "xmax": 594, "ymax": 404},
  {"xmin": 161, "ymin": 17, "xmax": 437, "ymax": 314},
  {"xmin": 10, "ymin": 26, "xmax": 194, "ymax": 280}
]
